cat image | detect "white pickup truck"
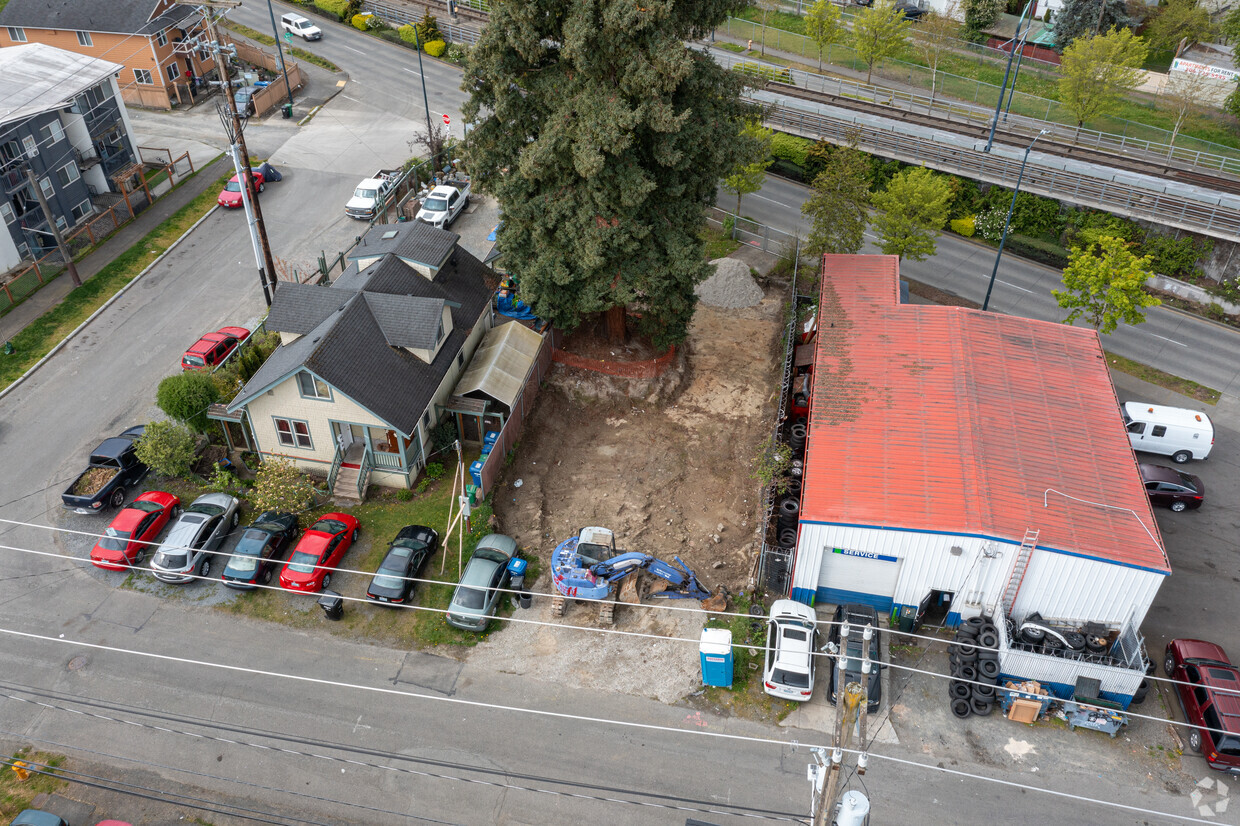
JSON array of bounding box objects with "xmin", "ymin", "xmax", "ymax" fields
[
  {"xmin": 345, "ymin": 169, "xmax": 401, "ymax": 220},
  {"xmin": 415, "ymin": 180, "xmax": 470, "ymax": 229}
]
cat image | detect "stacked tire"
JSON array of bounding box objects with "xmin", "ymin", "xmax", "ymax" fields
[{"xmin": 948, "ymin": 616, "xmax": 1001, "ymax": 719}]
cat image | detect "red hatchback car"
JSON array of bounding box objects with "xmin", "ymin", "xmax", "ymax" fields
[
  {"xmin": 279, "ymin": 513, "xmax": 360, "ymax": 593},
  {"xmin": 90, "ymin": 490, "xmax": 181, "ymax": 570},
  {"xmin": 182, "ymin": 326, "xmax": 250, "ymax": 371},
  {"xmin": 217, "ymin": 170, "xmax": 265, "ymax": 208},
  {"xmin": 1165, "ymin": 639, "xmax": 1240, "ymax": 773}
]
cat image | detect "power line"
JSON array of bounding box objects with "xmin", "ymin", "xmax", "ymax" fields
[{"xmin": 0, "ymin": 622, "xmax": 1220, "ymax": 825}]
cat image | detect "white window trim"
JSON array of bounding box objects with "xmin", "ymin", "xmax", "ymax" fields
[
  {"xmin": 77, "ymin": 30, "xmax": 93, "ymax": 47},
  {"xmin": 0, "ymin": 202, "xmax": 13, "ymax": 223},
  {"xmin": 55, "ymin": 215, "xmax": 67, "ymax": 230},
  {"xmin": 39, "ymin": 176, "xmax": 53, "ymax": 199},
  {"xmin": 71, "ymin": 200, "xmax": 91, "ymax": 222},
  {"xmin": 156, "ymin": 29, "xmax": 168, "ymax": 47},
  {"xmin": 22, "ymin": 135, "xmax": 37, "ymax": 158},
  {"xmin": 134, "ymin": 68, "xmax": 153, "ymax": 85},
  {"xmin": 165, "ymin": 60, "xmax": 179, "ymax": 82},
  {"xmin": 7, "ymin": 27, "xmax": 26, "ymax": 43},
  {"xmin": 58, "ymin": 162, "xmax": 80, "ymax": 187}
]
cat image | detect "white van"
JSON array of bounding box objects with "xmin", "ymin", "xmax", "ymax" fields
[
  {"xmin": 280, "ymin": 13, "xmax": 322, "ymax": 40},
  {"xmin": 1122, "ymin": 402, "xmax": 1214, "ymax": 463}
]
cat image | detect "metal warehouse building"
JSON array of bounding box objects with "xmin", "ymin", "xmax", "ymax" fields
[{"xmin": 787, "ymin": 255, "xmax": 1169, "ymax": 703}]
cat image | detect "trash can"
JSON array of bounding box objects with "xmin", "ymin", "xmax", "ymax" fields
[
  {"xmin": 897, "ymin": 605, "xmax": 917, "ymax": 633},
  {"xmin": 700, "ymin": 627, "xmax": 733, "ymax": 688},
  {"xmin": 483, "ymin": 430, "xmax": 499, "ymax": 449},
  {"xmin": 465, "ymin": 483, "xmax": 477, "ymax": 506},
  {"xmin": 318, "ymin": 588, "xmax": 343, "ymax": 621},
  {"xmin": 281, "ymin": 102, "xmax": 293, "ymax": 119},
  {"xmin": 469, "ymin": 460, "xmax": 484, "ymax": 488}
]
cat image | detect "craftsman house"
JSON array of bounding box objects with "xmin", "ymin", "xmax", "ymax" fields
[
  {"xmin": 0, "ymin": 0, "xmax": 211, "ymax": 110},
  {"xmin": 221, "ymin": 221, "xmax": 497, "ymax": 501}
]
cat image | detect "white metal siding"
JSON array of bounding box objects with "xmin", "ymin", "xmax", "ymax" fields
[
  {"xmin": 999, "ymin": 648, "xmax": 1145, "ymax": 701},
  {"xmin": 1012, "ymin": 552, "xmax": 1163, "ymax": 627}
]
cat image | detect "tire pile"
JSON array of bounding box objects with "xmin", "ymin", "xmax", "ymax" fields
[{"xmin": 949, "ymin": 616, "xmax": 1001, "ymax": 719}]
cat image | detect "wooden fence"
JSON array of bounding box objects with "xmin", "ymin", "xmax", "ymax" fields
[{"xmin": 219, "ymin": 33, "xmax": 305, "ymax": 117}]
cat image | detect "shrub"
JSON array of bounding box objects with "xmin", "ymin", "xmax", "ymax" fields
[
  {"xmin": 1206, "ymin": 302, "xmax": 1227, "ymax": 320},
  {"xmin": 135, "ymin": 420, "xmax": 198, "ymax": 478},
  {"xmin": 950, "ymin": 216, "xmax": 976, "ymax": 237},
  {"xmin": 1139, "ymin": 233, "xmax": 1213, "ymax": 280},
  {"xmin": 1009, "ymin": 191, "xmax": 1065, "ymax": 240},
  {"xmin": 156, "ymin": 370, "xmax": 219, "ymax": 434},
  {"xmin": 1003, "ymin": 234, "xmax": 1069, "ymax": 269},
  {"xmin": 425, "ymin": 461, "xmax": 446, "ymax": 480},
  {"xmin": 249, "ymin": 457, "xmax": 315, "ymax": 513},
  {"xmin": 396, "ymin": 488, "xmax": 414, "ymax": 501},
  {"xmin": 446, "ymin": 42, "xmax": 469, "ymax": 63},
  {"xmin": 431, "ymin": 418, "xmax": 458, "ymax": 452},
  {"xmin": 416, "ymin": 10, "xmax": 442, "ymax": 44},
  {"xmin": 313, "ymin": 0, "xmax": 351, "ymax": 20},
  {"xmin": 351, "ymin": 13, "xmax": 371, "ymax": 30},
  {"xmin": 398, "ymin": 24, "xmax": 419, "ymax": 45},
  {"xmin": 973, "ymin": 208, "xmax": 1007, "ymax": 241},
  {"xmin": 769, "ymin": 132, "xmax": 812, "ymax": 168},
  {"xmin": 1068, "ymin": 211, "xmax": 1143, "ymax": 248},
  {"xmin": 424, "ymin": 39, "xmax": 447, "ymax": 57},
  {"xmin": 732, "ymin": 62, "xmax": 793, "ymax": 85},
  {"xmin": 767, "ymin": 158, "xmax": 807, "ymax": 182},
  {"xmin": 206, "ymin": 461, "xmax": 245, "ymax": 497},
  {"xmin": 947, "ymin": 176, "xmax": 982, "ymax": 218}
]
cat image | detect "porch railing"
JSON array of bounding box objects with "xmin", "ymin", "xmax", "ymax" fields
[
  {"xmin": 371, "ymin": 449, "xmax": 403, "ymax": 470},
  {"xmin": 326, "ymin": 444, "xmax": 343, "ymax": 494},
  {"xmin": 357, "ymin": 450, "xmax": 373, "ymax": 501}
]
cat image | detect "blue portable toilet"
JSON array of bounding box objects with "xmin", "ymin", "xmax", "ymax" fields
[
  {"xmin": 699, "ymin": 627, "xmax": 733, "ymax": 688},
  {"xmin": 469, "ymin": 460, "xmax": 484, "ymax": 488}
]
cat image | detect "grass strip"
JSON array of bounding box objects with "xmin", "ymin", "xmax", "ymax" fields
[
  {"xmin": 0, "ymin": 749, "xmax": 67, "ymax": 821},
  {"xmin": 1103, "ymin": 352, "xmax": 1220, "ymax": 405},
  {"xmin": 223, "ymin": 21, "xmax": 342, "ymax": 72},
  {"xmin": 0, "ymin": 169, "xmax": 231, "ymax": 390}
]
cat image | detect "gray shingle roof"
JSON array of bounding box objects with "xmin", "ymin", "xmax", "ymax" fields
[
  {"xmin": 231, "ymin": 228, "xmax": 497, "ymax": 436},
  {"xmin": 347, "ymin": 220, "xmax": 459, "ymax": 271},
  {"xmin": 0, "ymin": 44, "xmax": 123, "ymax": 125},
  {"xmin": 0, "ymin": 0, "xmax": 198, "ymax": 35}
]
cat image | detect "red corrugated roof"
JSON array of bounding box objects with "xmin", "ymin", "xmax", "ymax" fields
[{"xmin": 802, "ymin": 255, "xmax": 1168, "ymax": 573}]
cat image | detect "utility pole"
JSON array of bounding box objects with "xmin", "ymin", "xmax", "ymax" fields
[
  {"xmin": 811, "ymin": 616, "xmax": 874, "ymax": 826},
  {"xmin": 201, "ymin": 1, "xmax": 278, "ymax": 305},
  {"xmin": 985, "ymin": 0, "xmax": 1033, "ymax": 153},
  {"xmin": 266, "ymin": 0, "xmax": 295, "ymax": 114},
  {"xmin": 25, "ymin": 167, "xmax": 80, "ymax": 287}
]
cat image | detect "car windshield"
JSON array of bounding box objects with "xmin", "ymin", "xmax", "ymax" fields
[
  {"xmin": 423, "ymin": 196, "xmax": 448, "ymax": 212},
  {"xmin": 190, "ymin": 503, "xmax": 224, "ymax": 516},
  {"xmin": 98, "ymin": 528, "xmax": 130, "ymax": 552},
  {"xmin": 225, "ymin": 181, "xmax": 242, "ymax": 192},
  {"xmin": 131, "ymin": 500, "xmax": 164, "ymax": 513},
  {"xmin": 1218, "ymin": 736, "xmax": 1240, "ymax": 756},
  {"xmin": 456, "ymin": 586, "xmax": 486, "ymax": 610},
  {"xmin": 383, "ymin": 547, "xmax": 414, "ymax": 570},
  {"xmin": 155, "ymin": 551, "xmax": 187, "ymax": 569},
  {"xmin": 183, "ymin": 354, "xmax": 205, "ymax": 366},
  {"xmin": 355, "ymin": 188, "xmax": 377, "ymax": 199},
  {"xmin": 287, "ymin": 551, "xmax": 319, "ymax": 574},
  {"xmin": 772, "ymin": 668, "xmax": 810, "ymax": 688},
  {"xmin": 310, "ymin": 519, "xmax": 346, "ymax": 534},
  {"xmin": 1178, "ymin": 472, "xmax": 1199, "ymax": 490}
]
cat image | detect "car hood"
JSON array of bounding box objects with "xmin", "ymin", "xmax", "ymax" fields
[
  {"xmin": 347, "ymin": 194, "xmax": 376, "ymax": 207},
  {"xmin": 416, "ymin": 209, "xmax": 445, "ymax": 224}
]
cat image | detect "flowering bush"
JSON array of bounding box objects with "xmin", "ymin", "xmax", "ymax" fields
[
  {"xmin": 445, "ymin": 42, "xmax": 469, "ymax": 64},
  {"xmin": 973, "ymin": 209, "xmax": 1008, "ymax": 242},
  {"xmin": 351, "ymin": 13, "xmax": 371, "ymax": 30},
  {"xmin": 249, "ymin": 457, "xmax": 314, "ymax": 513}
]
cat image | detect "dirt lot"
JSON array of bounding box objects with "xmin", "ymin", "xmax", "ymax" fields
[{"xmin": 475, "ymin": 270, "xmax": 786, "ymax": 700}]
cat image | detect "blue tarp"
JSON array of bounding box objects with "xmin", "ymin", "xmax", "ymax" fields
[{"xmin": 496, "ymin": 292, "xmax": 537, "ymax": 321}]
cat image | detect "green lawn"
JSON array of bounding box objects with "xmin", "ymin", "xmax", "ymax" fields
[{"xmin": 0, "ymin": 749, "xmax": 66, "ymax": 821}]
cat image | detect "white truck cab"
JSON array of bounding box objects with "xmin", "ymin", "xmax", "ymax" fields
[{"xmin": 1122, "ymin": 402, "xmax": 1214, "ymax": 463}]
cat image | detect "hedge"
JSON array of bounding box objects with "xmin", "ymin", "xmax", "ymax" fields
[
  {"xmin": 1002, "ymin": 234, "xmax": 1069, "ymax": 269},
  {"xmin": 770, "ymin": 132, "xmax": 812, "ymax": 168},
  {"xmin": 314, "ymin": 0, "xmax": 351, "ymax": 19},
  {"xmin": 424, "ymin": 39, "xmax": 446, "ymax": 57},
  {"xmin": 732, "ymin": 62, "xmax": 793, "ymax": 85},
  {"xmin": 950, "ymin": 216, "xmax": 976, "ymax": 237},
  {"xmin": 398, "ymin": 24, "xmax": 418, "ymax": 45},
  {"xmin": 351, "ymin": 13, "xmax": 371, "ymax": 30}
]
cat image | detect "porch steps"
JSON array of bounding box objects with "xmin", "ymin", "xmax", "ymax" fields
[
  {"xmin": 332, "ymin": 464, "xmax": 368, "ymax": 506},
  {"xmin": 999, "ymin": 529, "xmax": 1039, "ymax": 619}
]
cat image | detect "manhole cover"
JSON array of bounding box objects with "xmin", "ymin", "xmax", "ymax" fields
[{"xmin": 67, "ymin": 655, "xmax": 87, "ymax": 672}]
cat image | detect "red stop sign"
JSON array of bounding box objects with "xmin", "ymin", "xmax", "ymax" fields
[{"xmin": 442, "ymin": 114, "xmax": 450, "ymax": 125}]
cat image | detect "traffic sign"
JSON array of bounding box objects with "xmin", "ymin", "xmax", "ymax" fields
[{"xmin": 442, "ymin": 114, "xmax": 450, "ymax": 125}]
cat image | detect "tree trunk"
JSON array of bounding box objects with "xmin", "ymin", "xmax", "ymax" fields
[
  {"xmin": 761, "ymin": 11, "xmax": 768, "ymax": 57},
  {"xmin": 606, "ymin": 305, "xmax": 627, "ymax": 345},
  {"xmin": 736, "ymin": 190, "xmax": 743, "ymax": 215}
]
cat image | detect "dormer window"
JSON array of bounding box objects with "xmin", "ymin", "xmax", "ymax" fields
[
  {"xmin": 436, "ymin": 318, "xmax": 445, "ymax": 344},
  {"xmin": 297, "ymin": 372, "xmax": 331, "ymax": 400}
]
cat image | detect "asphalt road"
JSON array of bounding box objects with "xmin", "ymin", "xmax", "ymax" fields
[{"xmin": 0, "ymin": 14, "xmax": 1230, "ymax": 826}]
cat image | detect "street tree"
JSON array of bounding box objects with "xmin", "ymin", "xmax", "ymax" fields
[
  {"xmin": 805, "ymin": 0, "xmax": 845, "ymax": 72},
  {"xmin": 155, "ymin": 370, "xmax": 219, "ymax": 434},
  {"xmin": 1053, "ymin": 235, "xmax": 1159, "ymax": 334},
  {"xmin": 754, "ymin": 0, "xmax": 781, "ymax": 57},
  {"xmin": 460, "ymin": 0, "xmax": 757, "ymax": 349},
  {"xmin": 852, "ymin": 1, "xmax": 913, "ymax": 85},
  {"xmin": 871, "ymin": 166, "xmax": 954, "ymax": 261},
  {"xmin": 1058, "ymin": 27, "xmax": 1149, "ymax": 128},
  {"xmin": 723, "ymin": 120, "xmax": 774, "ymax": 215},
  {"xmin": 800, "ymin": 144, "xmax": 872, "ymax": 257},
  {"xmin": 1159, "ymin": 70, "xmax": 1215, "ymax": 154},
  {"xmin": 912, "ymin": 3, "xmax": 962, "ymax": 102},
  {"xmin": 1223, "ymin": 7, "xmax": 1240, "ymax": 45},
  {"xmin": 961, "ymin": 0, "xmax": 1001, "ymax": 40},
  {"xmin": 1145, "ymin": 0, "xmax": 1216, "ymax": 56},
  {"xmin": 1052, "ymin": 0, "xmax": 1134, "ymax": 51}
]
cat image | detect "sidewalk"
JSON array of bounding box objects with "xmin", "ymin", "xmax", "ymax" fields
[{"xmin": 0, "ymin": 153, "xmax": 227, "ymax": 341}]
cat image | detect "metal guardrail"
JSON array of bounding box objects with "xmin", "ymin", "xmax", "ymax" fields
[
  {"xmin": 362, "ymin": 0, "xmax": 481, "ymax": 44},
  {"xmin": 766, "ymin": 104, "xmax": 1240, "ymax": 242}
]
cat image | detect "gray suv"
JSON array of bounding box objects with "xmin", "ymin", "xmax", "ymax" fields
[{"xmin": 150, "ymin": 493, "xmax": 239, "ymax": 583}]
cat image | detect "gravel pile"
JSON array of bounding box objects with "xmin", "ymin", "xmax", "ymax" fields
[{"xmin": 697, "ymin": 257, "xmax": 764, "ymax": 309}]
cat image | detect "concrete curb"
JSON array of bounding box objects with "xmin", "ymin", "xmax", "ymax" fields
[{"xmin": 0, "ymin": 204, "xmax": 221, "ymax": 402}]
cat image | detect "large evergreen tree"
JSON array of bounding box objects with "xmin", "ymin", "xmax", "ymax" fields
[
  {"xmin": 1051, "ymin": 0, "xmax": 1135, "ymax": 51},
  {"xmin": 460, "ymin": 0, "xmax": 759, "ymax": 349}
]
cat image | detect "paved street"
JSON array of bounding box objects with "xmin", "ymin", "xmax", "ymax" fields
[{"xmin": 0, "ymin": 7, "xmax": 1236, "ymax": 825}]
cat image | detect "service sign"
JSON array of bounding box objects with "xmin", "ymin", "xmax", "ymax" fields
[{"xmin": 832, "ymin": 547, "xmax": 899, "ymax": 563}]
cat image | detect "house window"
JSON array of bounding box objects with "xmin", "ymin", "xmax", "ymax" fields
[
  {"xmin": 435, "ymin": 318, "xmax": 445, "ymax": 344},
  {"xmin": 422, "ymin": 409, "xmax": 431, "ymax": 428},
  {"xmin": 134, "ymin": 68, "xmax": 153, "ymax": 85},
  {"xmin": 57, "ymin": 163, "xmax": 80, "ymax": 188},
  {"xmin": 16, "ymin": 242, "xmax": 29, "ymax": 257},
  {"xmin": 274, "ymin": 418, "xmax": 313, "ymax": 449},
  {"xmin": 156, "ymin": 29, "xmax": 168, "ymax": 47},
  {"xmin": 55, "ymin": 215, "xmax": 67, "ymax": 231},
  {"xmin": 39, "ymin": 177, "xmax": 53, "ymax": 199},
  {"xmin": 39, "ymin": 121, "xmax": 64, "ymax": 145},
  {"xmin": 296, "ymin": 372, "xmax": 331, "ymax": 400},
  {"xmin": 0, "ymin": 203, "xmax": 12, "ymax": 223},
  {"xmin": 77, "ymin": 31, "xmax": 93, "ymax": 47},
  {"xmin": 22, "ymin": 135, "xmax": 37, "ymax": 158},
  {"xmin": 165, "ymin": 60, "xmax": 179, "ymax": 82},
  {"xmin": 71, "ymin": 200, "xmax": 91, "ymax": 222},
  {"xmin": 7, "ymin": 27, "xmax": 26, "ymax": 43}
]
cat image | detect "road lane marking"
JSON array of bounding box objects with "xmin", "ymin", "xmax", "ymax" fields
[
  {"xmin": 402, "ymin": 67, "xmax": 422, "ymax": 77},
  {"xmin": 996, "ymin": 279, "xmax": 1033, "ymax": 294},
  {"xmin": 340, "ymin": 43, "xmax": 367, "ymax": 55},
  {"xmin": 1149, "ymin": 333, "xmax": 1188, "ymax": 347}
]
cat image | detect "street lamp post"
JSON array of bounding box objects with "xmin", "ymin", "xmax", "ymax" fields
[
  {"xmin": 411, "ymin": 27, "xmax": 434, "ymax": 143},
  {"xmin": 266, "ymin": 0, "xmax": 295, "ymax": 114},
  {"xmin": 982, "ymin": 130, "xmax": 1048, "ymax": 312},
  {"xmin": 985, "ymin": 0, "xmax": 1033, "ymax": 153}
]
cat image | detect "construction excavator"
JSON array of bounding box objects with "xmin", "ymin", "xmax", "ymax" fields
[{"xmin": 550, "ymin": 526, "xmax": 710, "ymax": 624}]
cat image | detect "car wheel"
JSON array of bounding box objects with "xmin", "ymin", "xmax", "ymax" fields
[
  {"xmin": 1063, "ymin": 631, "xmax": 1087, "ymax": 651},
  {"xmin": 258, "ymin": 182, "xmax": 265, "ymax": 193},
  {"xmin": 1170, "ymin": 501, "xmax": 1187, "ymax": 512},
  {"xmin": 1189, "ymin": 729, "xmax": 1203, "ymax": 753},
  {"xmin": 231, "ymin": 511, "xmax": 240, "ymax": 527},
  {"xmin": 110, "ymin": 488, "xmax": 126, "ymax": 509},
  {"xmin": 172, "ymin": 505, "xmax": 182, "ymax": 518},
  {"xmin": 1172, "ymin": 450, "xmax": 1192, "ymax": 463},
  {"xmin": 351, "ymin": 528, "xmax": 359, "ymax": 541},
  {"xmin": 200, "ymin": 559, "xmax": 211, "ymax": 578},
  {"xmin": 260, "ymin": 568, "xmax": 272, "ymax": 586},
  {"xmin": 1165, "ymin": 653, "xmax": 1177, "ymax": 676},
  {"xmin": 1021, "ymin": 625, "xmax": 1045, "ymax": 644},
  {"xmin": 322, "ymin": 573, "xmax": 331, "ymax": 589}
]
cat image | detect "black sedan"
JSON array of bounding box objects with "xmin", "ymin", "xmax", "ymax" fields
[
  {"xmin": 366, "ymin": 525, "xmax": 439, "ymax": 605},
  {"xmin": 222, "ymin": 511, "xmax": 299, "ymax": 589}
]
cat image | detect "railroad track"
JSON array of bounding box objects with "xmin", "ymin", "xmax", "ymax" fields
[{"xmin": 764, "ymin": 81, "xmax": 1240, "ymax": 198}]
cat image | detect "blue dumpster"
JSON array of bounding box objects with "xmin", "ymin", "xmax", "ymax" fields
[
  {"xmin": 699, "ymin": 628, "xmax": 733, "ymax": 688},
  {"xmin": 469, "ymin": 460, "xmax": 484, "ymax": 488}
]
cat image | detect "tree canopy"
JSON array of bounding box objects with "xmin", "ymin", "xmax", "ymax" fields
[
  {"xmin": 1051, "ymin": 0, "xmax": 1135, "ymax": 51},
  {"xmin": 871, "ymin": 166, "xmax": 953, "ymax": 261},
  {"xmin": 1144, "ymin": 0, "xmax": 1216, "ymax": 55},
  {"xmin": 801, "ymin": 145, "xmax": 872, "ymax": 258},
  {"xmin": 723, "ymin": 120, "xmax": 774, "ymax": 215},
  {"xmin": 460, "ymin": 0, "xmax": 757, "ymax": 349},
  {"xmin": 1053, "ymin": 235, "xmax": 1159, "ymax": 334},
  {"xmin": 1057, "ymin": 27, "xmax": 1149, "ymax": 128},
  {"xmin": 805, "ymin": 0, "xmax": 845, "ymax": 71},
  {"xmin": 851, "ymin": 1, "xmax": 913, "ymax": 85},
  {"xmin": 912, "ymin": 3, "xmax": 963, "ymax": 101}
]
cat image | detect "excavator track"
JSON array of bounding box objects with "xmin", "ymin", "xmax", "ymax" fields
[
  {"xmin": 550, "ymin": 595, "xmax": 566, "ymax": 618},
  {"xmin": 598, "ymin": 599, "xmax": 615, "ymax": 626}
]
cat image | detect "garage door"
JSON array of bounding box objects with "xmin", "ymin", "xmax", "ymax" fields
[{"xmin": 816, "ymin": 546, "xmax": 901, "ymax": 612}]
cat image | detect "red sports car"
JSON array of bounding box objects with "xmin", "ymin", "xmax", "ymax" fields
[
  {"xmin": 90, "ymin": 491, "xmax": 181, "ymax": 571},
  {"xmin": 280, "ymin": 513, "xmax": 360, "ymax": 593},
  {"xmin": 182, "ymin": 326, "xmax": 251, "ymax": 370},
  {"xmin": 217, "ymin": 170, "xmax": 266, "ymax": 209}
]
